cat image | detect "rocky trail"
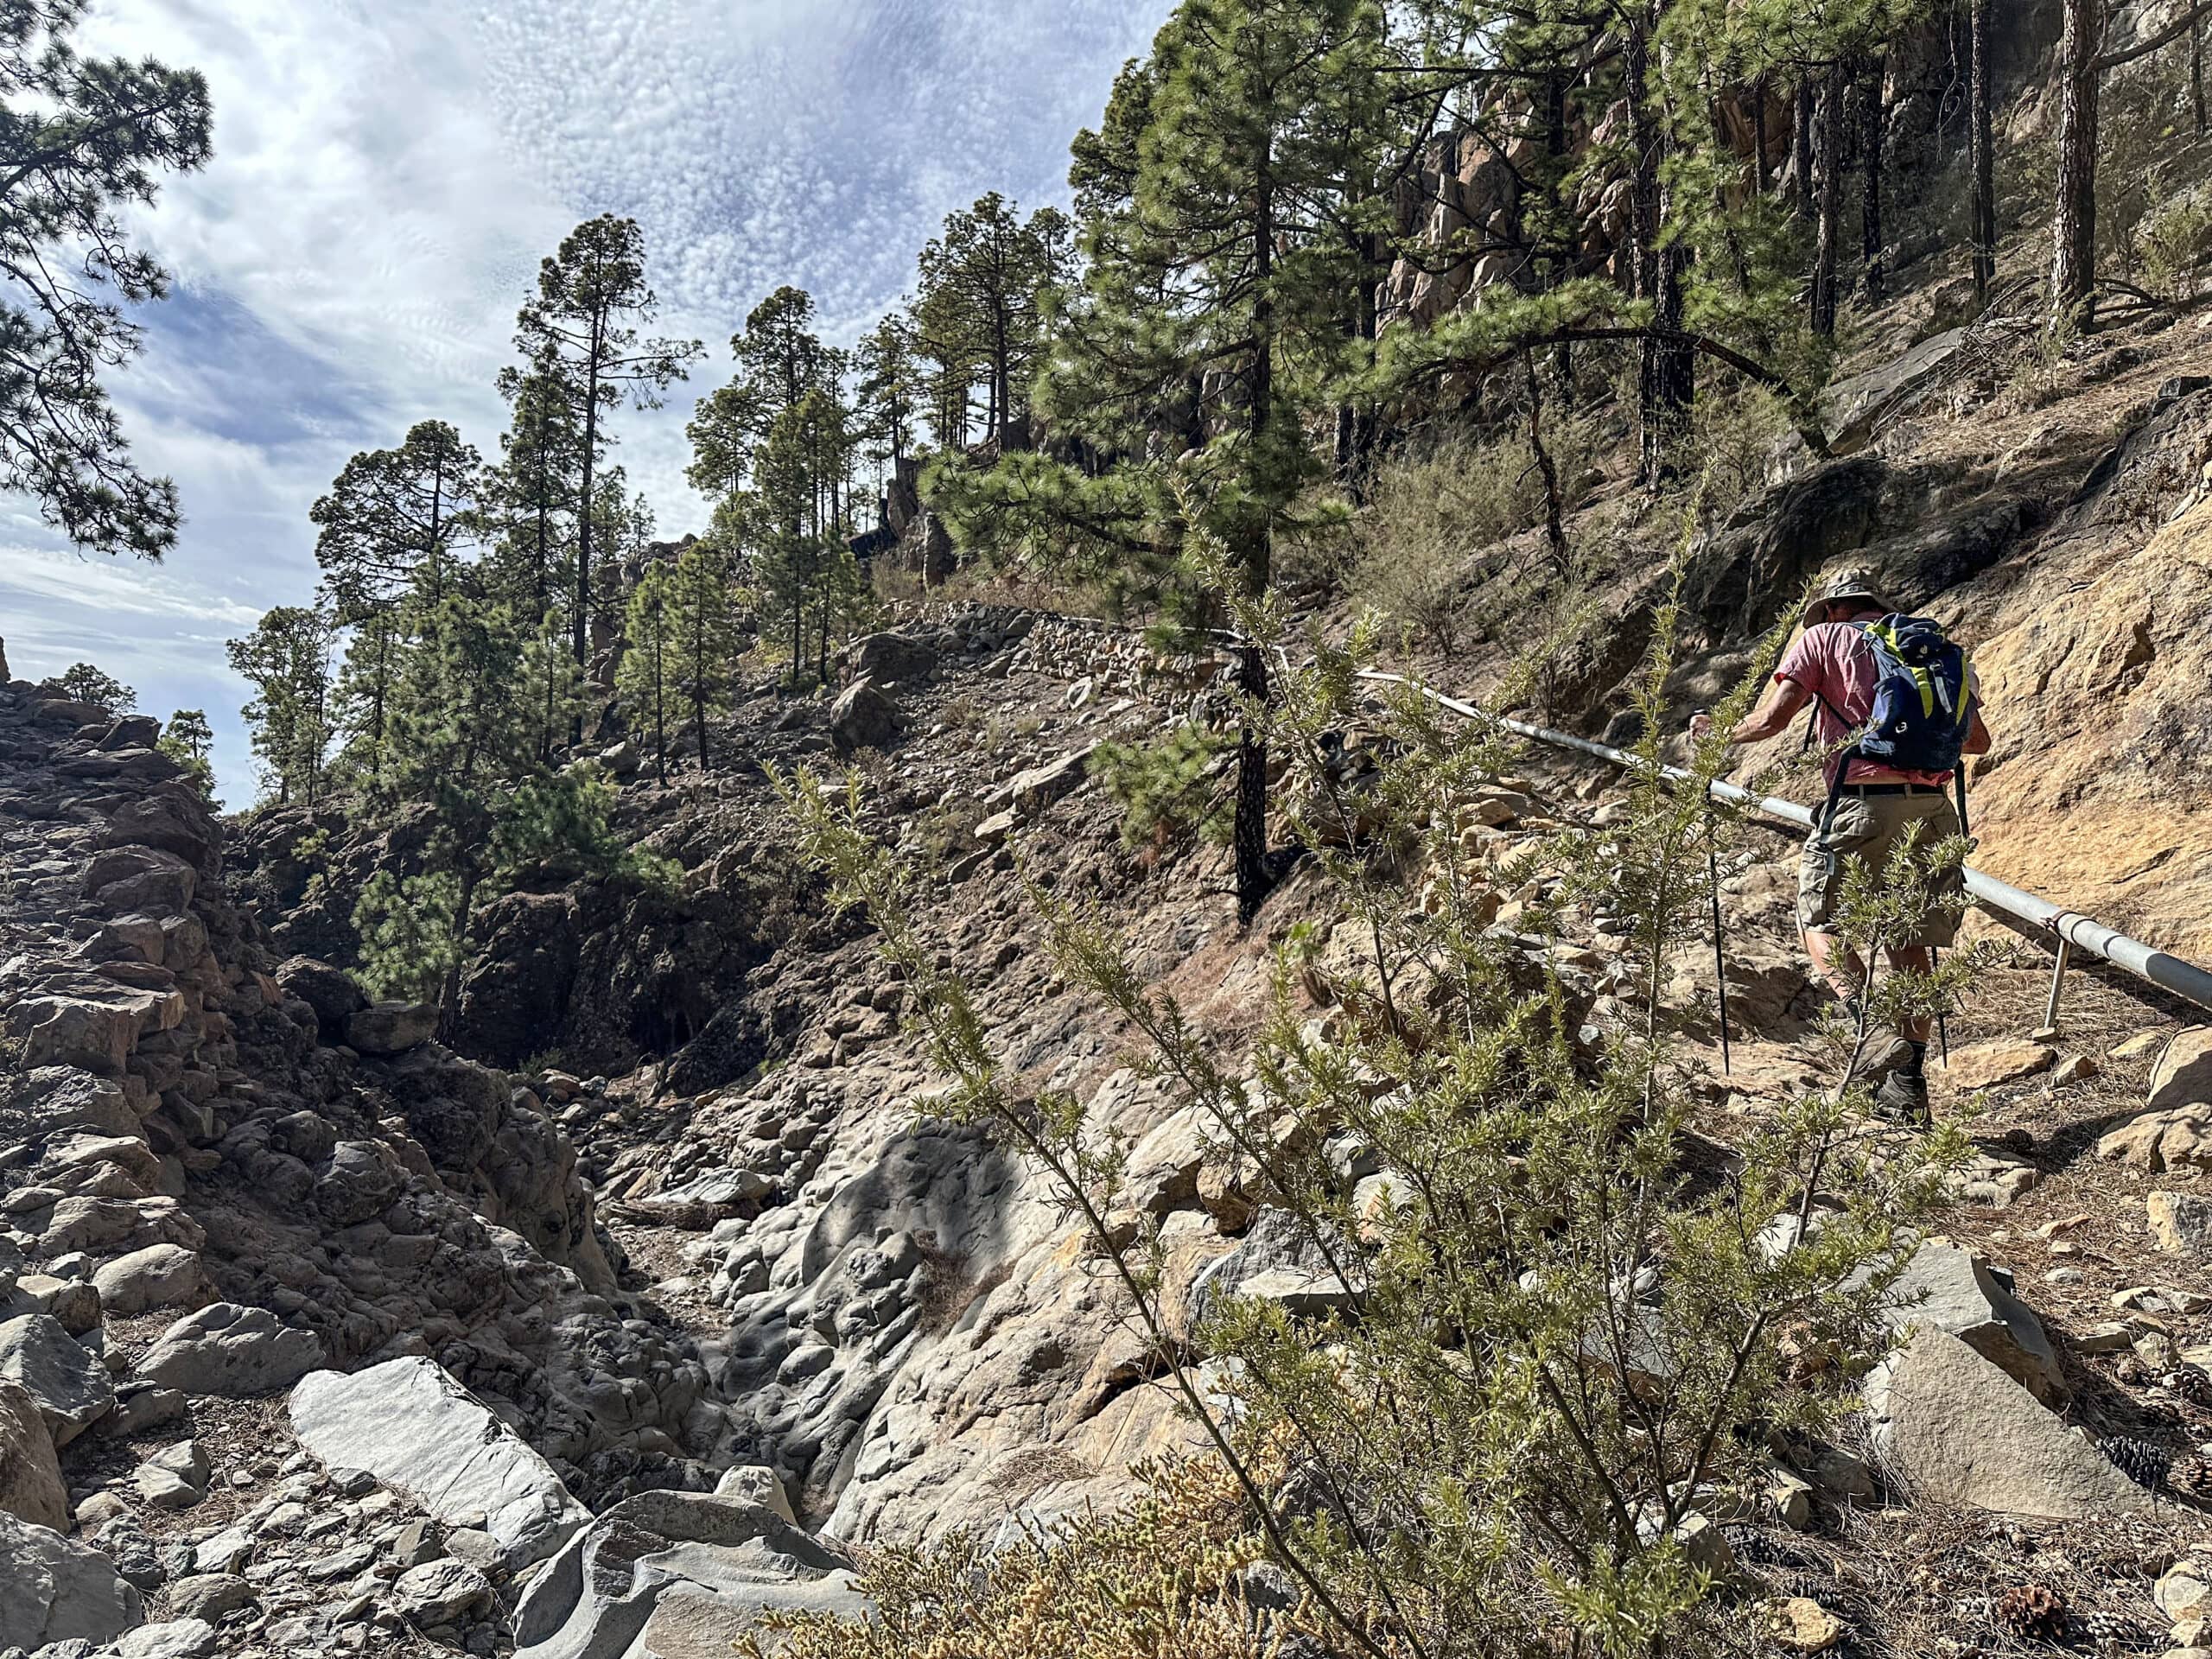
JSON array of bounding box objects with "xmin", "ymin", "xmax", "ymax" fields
[{"xmin": 9, "ymin": 335, "xmax": 2212, "ymax": 1655}]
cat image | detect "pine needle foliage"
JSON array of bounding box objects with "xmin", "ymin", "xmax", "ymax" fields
[{"xmin": 783, "ymin": 527, "xmax": 1973, "ymax": 1658}]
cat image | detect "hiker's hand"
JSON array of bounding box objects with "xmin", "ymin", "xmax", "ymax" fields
[{"xmin": 1688, "ymin": 712, "xmax": 1715, "ymax": 742}]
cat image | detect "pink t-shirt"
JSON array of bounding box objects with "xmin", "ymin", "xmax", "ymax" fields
[{"xmin": 1776, "ymin": 620, "xmax": 1963, "ymax": 788}]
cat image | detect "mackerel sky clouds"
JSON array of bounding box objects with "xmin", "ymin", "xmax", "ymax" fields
[{"xmin": 0, "ymin": 0, "xmax": 1169, "ymax": 801}]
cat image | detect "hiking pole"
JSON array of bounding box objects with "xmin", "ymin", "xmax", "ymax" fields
[
  {"xmin": 1937, "ymin": 774, "xmax": 1973, "ymax": 1071},
  {"xmin": 1694, "ymin": 710, "xmax": 1732, "ymax": 1076},
  {"xmin": 1708, "ymin": 817, "xmax": 1732, "ymax": 1077}
]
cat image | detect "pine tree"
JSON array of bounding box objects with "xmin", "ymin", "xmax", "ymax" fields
[
  {"xmin": 227, "ymin": 605, "xmax": 335, "ymax": 805},
  {"xmin": 157, "ymin": 709, "xmax": 214, "ymax": 797},
  {"xmin": 688, "ymin": 285, "xmax": 836, "ymax": 508},
  {"xmin": 487, "ymin": 350, "xmax": 583, "ymax": 616},
  {"xmin": 311, "ymin": 421, "xmax": 484, "ymax": 612},
  {"xmin": 855, "ymin": 311, "xmax": 922, "ymax": 475},
  {"xmin": 55, "ymin": 663, "xmax": 133, "ymax": 712},
  {"xmin": 753, "ymin": 390, "xmax": 846, "ymax": 685},
  {"xmin": 616, "ymin": 561, "xmax": 677, "ymax": 785},
  {"xmin": 667, "ymin": 540, "xmax": 743, "ymax": 766},
  {"xmin": 914, "ymin": 194, "xmax": 1068, "ymax": 450},
  {"xmin": 0, "ymin": 3, "xmax": 212, "ymax": 559},
  {"xmin": 513, "ymin": 215, "xmax": 702, "ymax": 672},
  {"xmin": 954, "ymin": 0, "xmax": 1392, "ymax": 922}
]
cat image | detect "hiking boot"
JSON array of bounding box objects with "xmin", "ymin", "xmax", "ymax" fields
[
  {"xmin": 1873, "ymin": 1071, "xmax": 1930, "ymax": 1125},
  {"xmin": 1860, "ymin": 1029, "xmax": 1914, "ymax": 1085}
]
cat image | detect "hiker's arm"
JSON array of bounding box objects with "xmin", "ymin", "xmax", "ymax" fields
[
  {"xmin": 1964, "ymin": 705, "xmax": 1993, "ymax": 755},
  {"xmin": 1693, "ymin": 673, "xmax": 1811, "ymax": 745}
]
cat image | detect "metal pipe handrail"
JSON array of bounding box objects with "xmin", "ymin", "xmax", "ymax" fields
[{"xmin": 1358, "ymin": 670, "xmax": 2212, "ymax": 1017}]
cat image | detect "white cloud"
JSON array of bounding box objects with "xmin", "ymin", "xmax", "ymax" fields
[{"xmin": 4, "ymin": 0, "xmax": 1173, "ymax": 806}]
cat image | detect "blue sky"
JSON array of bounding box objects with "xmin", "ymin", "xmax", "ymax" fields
[{"xmin": 0, "ymin": 0, "xmax": 1169, "ymax": 804}]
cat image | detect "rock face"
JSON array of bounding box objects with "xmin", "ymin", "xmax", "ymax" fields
[
  {"xmin": 0, "ymin": 1508, "xmax": 144, "ymax": 1649},
  {"xmin": 289, "ymin": 1358, "xmax": 589, "ymax": 1569},
  {"xmin": 346, "ymin": 1000, "xmax": 438, "ymax": 1056},
  {"xmin": 512, "ymin": 1491, "xmax": 869, "ymax": 1659},
  {"xmin": 1866, "ymin": 1328, "xmax": 2158, "ymax": 1520}
]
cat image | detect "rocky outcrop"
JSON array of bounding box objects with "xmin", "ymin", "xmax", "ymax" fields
[
  {"xmin": 289, "ymin": 1359, "xmax": 588, "ymax": 1569},
  {"xmin": 511, "ymin": 1491, "xmax": 868, "ymax": 1658}
]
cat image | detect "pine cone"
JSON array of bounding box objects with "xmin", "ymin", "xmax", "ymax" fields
[
  {"xmin": 2071, "ymin": 1605, "xmax": 2145, "ymax": 1643},
  {"xmin": 2174, "ymin": 1452, "xmax": 2212, "ymax": 1504},
  {"xmin": 2100, "ymin": 1434, "xmax": 2170, "ymax": 1490},
  {"xmin": 1997, "ymin": 1584, "xmax": 2068, "ymax": 1640},
  {"xmin": 2167, "ymin": 1365, "xmax": 2212, "ymax": 1409}
]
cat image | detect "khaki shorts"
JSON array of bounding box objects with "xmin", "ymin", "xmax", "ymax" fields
[{"xmin": 1799, "ymin": 789, "xmax": 1964, "ymax": 947}]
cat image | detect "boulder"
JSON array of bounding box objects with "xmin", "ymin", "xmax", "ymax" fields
[
  {"xmin": 1876, "ymin": 1240, "xmax": 2068, "ymax": 1406},
  {"xmin": 83, "ymin": 845, "xmax": 196, "ymax": 913},
  {"xmin": 2099, "ymin": 1106, "xmax": 2212, "ymax": 1173},
  {"xmin": 1946, "ymin": 1039, "xmax": 2056, "ymax": 1092},
  {"xmin": 289, "ymin": 1357, "xmax": 587, "ymax": 1569},
  {"xmin": 0, "ymin": 1313, "xmax": 113, "ymax": 1446},
  {"xmin": 2151, "ymin": 1027, "xmax": 2212, "ymax": 1113},
  {"xmin": 1005, "ymin": 743, "xmax": 1099, "ymax": 821},
  {"xmin": 829, "ymin": 680, "xmax": 899, "ymax": 753},
  {"xmin": 2149, "ymin": 1191, "xmax": 2212, "ymax": 1255},
  {"xmin": 114, "ymin": 1617, "xmax": 219, "ymax": 1658},
  {"xmin": 711, "ymin": 1464, "xmax": 798, "ymax": 1526},
  {"xmin": 99, "ymin": 791, "xmax": 222, "ymax": 875},
  {"xmin": 847, "ymin": 632, "xmax": 939, "ymax": 685},
  {"xmin": 92, "ymin": 1244, "xmax": 207, "ymax": 1315},
  {"xmin": 1866, "ymin": 1327, "xmax": 2157, "ymax": 1519},
  {"xmin": 0, "ymin": 1508, "xmax": 144, "ymax": 1649},
  {"xmin": 512, "ymin": 1491, "xmax": 868, "ymax": 1659},
  {"xmin": 1186, "ymin": 1209, "xmax": 1360, "ymax": 1329},
  {"xmin": 391, "ymin": 1557, "xmax": 496, "ymax": 1625},
  {"xmin": 135, "ymin": 1303, "xmax": 324, "ymax": 1397},
  {"xmin": 346, "ymin": 1001, "xmax": 439, "ymax": 1057},
  {"xmin": 274, "ymin": 957, "xmax": 367, "ymax": 1044},
  {"xmin": 165, "ymin": 1572, "xmax": 253, "ymax": 1622},
  {"xmin": 0, "ymin": 1376, "xmax": 67, "ymax": 1529}
]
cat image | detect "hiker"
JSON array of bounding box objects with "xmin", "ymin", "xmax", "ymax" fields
[{"xmin": 1688, "ymin": 570, "xmax": 1993, "ymax": 1118}]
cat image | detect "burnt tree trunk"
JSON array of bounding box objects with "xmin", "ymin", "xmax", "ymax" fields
[
  {"xmin": 2050, "ymin": 0, "xmax": 2101, "ymax": 320},
  {"xmin": 1792, "ymin": 79, "xmax": 1815, "ymax": 213},
  {"xmin": 1812, "ymin": 59, "xmax": 1847, "ymax": 335},
  {"xmin": 1971, "ymin": 0, "xmax": 1997, "ymax": 300},
  {"xmin": 1236, "ymin": 149, "xmax": 1277, "ymax": 927}
]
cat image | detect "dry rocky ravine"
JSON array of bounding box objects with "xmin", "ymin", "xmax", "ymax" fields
[{"xmin": 7, "ymin": 488, "xmax": 2212, "ymax": 1654}]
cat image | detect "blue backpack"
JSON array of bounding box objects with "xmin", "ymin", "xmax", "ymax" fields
[{"xmin": 1834, "ymin": 614, "xmax": 1975, "ymax": 780}]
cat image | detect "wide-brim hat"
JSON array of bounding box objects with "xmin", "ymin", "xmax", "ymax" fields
[{"xmin": 1801, "ymin": 569, "xmax": 1891, "ymax": 627}]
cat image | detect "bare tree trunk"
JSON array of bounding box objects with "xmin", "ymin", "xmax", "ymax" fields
[
  {"xmin": 1524, "ymin": 351, "xmax": 1571, "ymax": 573},
  {"xmin": 1971, "ymin": 0, "xmax": 1997, "ymax": 300},
  {"xmin": 1812, "ymin": 59, "xmax": 1847, "ymax": 335},
  {"xmin": 2196, "ymin": 10, "xmax": 2208, "ymax": 130},
  {"xmin": 1862, "ymin": 54, "xmax": 1886, "ymax": 304},
  {"xmin": 1792, "ymin": 79, "xmax": 1815, "ymax": 213},
  {"xmin": 1235, "ymin": 153, "xmax": 1277, "ymax": 927},
  {"xmin": 1752, "ymin": 73, "xmax": 1770, "ymax": 194},
  {"xmin": 2050, "ymin": 0, "xmax": 2101, "ymax": 321}
]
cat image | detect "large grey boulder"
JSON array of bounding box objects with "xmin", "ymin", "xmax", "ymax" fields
[
  {"xmin": 92, "ymin": 1244, "xmax": 207, "ymax": 1315},
  {"xmin": 289, "ymin": 1357, "xmax": 586, "ymax": 1569},
  {"xmin": 829, "ymin": 680, "xmax": 899, "ymax": 753},
  {"xmin": 512, "ymin": 1491, "xmax": 869, "ymax": 1659},
  {"xmin": 847, "ymin": 632, "xmax": 939, "ymax": 685},
  {"xmin": 346, "ymin": 1001, "xmax": 439, "ymax": 1056},
  {"xmin": 1866, "ymin": 1328, "xmax": 2158, "ymax": 1520},
  {"xmin": 1003, "ymin": 742, "xmax": 1099, "ymax": 822},
  {"xmin": 0, "ymin": 1313, "xmax": 113, "ymax": 1446},
  {"xmin": 135, "ymin": 1302, "xmax": 324, "ymax": 1397},
  {"xmin": 274, "ymin": 956, "xmax": 367, "ymax": 1044},
  {"xmin": 0, "ymin": 1376, "xmax": 67, "ymax": 1528},
  {"xmin": 0, "ymin": 1508, "xmax": 144, "ymax": 1649},
  {"xmin": 1875, "ymin": 1240, "xmax": 2067, "ymax": 1406}
]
